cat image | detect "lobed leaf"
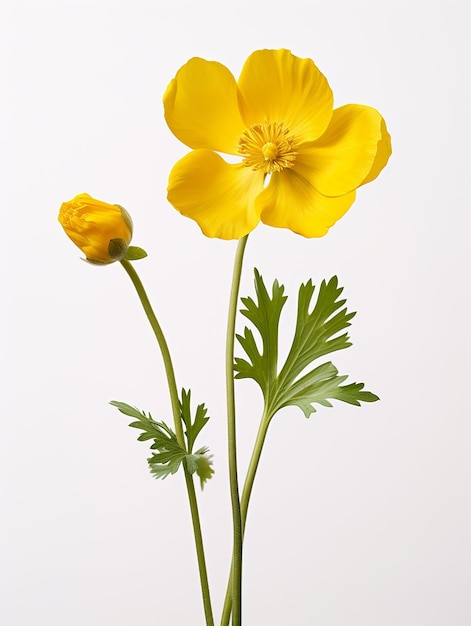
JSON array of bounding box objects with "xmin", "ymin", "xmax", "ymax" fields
[
  {"xmin": 180, "ymin": 389, "xmax": 210, "ymax": 453},
  {"xmin": 277, "ymin": 361, "xmax": 379, "ymax": 418},
  {"xmin": 235, "ymin": 271, "xmax": 379, "ymax": 421},
  {"xmin": 111, "ymin": 392, "xmax": 214, "ymax": 488},
  {"xmin": 234, "ymin": 268, "xmax": 287, "ymax": 400}
]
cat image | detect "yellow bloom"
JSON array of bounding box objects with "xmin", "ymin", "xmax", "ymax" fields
[
  {"xmin": 58, "ymin": 193, "xmax": 133, "ymax": 264},
  {"xmin": 164, "ymin": 49, "xmax": 391, "ymax": 240}
]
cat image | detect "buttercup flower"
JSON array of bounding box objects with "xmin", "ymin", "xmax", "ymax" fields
[
  {"xmin": 59, "ymin": 193, "xmax": 133, "ymax": 264},
  {"xmin": 164, "ymin": 49, "xmax": 391, "ymax": 240}
]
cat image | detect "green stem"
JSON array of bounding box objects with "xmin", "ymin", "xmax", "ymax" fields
[
  {"xmin": 239, "ymin": 411, "xmax": 271, "ymax": 534},
  {"xmin": 120, "ymin": 259, "xmax": 214, "ymax": 626},
  {"xmin": 220, "ymin": 411, "xmax": 271, "ymax": 626},
  {"xmin": 225, "ymin": 235, "xmax": 248, "ymax": 626},
  {"xmin": 120, "ymin": 260, "xmax": 183, "ymax": 444}
]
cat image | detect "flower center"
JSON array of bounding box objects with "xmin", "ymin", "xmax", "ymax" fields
[{"xmin": 238, "ymin": 121, "xmax": 298, "ymax": 174}]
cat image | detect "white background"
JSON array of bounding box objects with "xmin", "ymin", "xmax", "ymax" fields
[{"xmin": 2, "ymin": 1, "xmax": 470, "ymax": 625}]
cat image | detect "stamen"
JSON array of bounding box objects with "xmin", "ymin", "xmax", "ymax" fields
[{"xmin": 239, "ymin": 121, "xmax": 298, "ymax": 173}]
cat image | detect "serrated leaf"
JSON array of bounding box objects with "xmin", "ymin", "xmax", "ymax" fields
[
  {"xmin": 111, "ymin": 400, "xmax": 187, "ymax": 480},
  {"xmin": 234, "ymin": 268, "xmax": 287, "ymax": 400},
  {"xmin": 110, "ymin": 401, "xmax": 145, "ymax": 420},
  {"xmin": 193, "ymin": 452, "xmax": 215, "ymax": 489},
  {"xmin": 184, "ymin": 447, "xmax": 210, "ymax": 474},
  {"xmin": 179, "ymin": 390, "xmax": 214, "ymax": 488},
  {"xmin": 277, "ymin": 361, "xmax": 379, "ymax": 418},
  {"xmin": 148, "ymin": 458, "xmax": 182, "ymax": 479},
  {"xmin": 235, "ymin": 271, "xmax": 378, "ymax": 421},
  {"xmin": 277, "ymin": 277, "xmax": 355, "ymax": 388},
  {"xmin": 111, "ymin": 394, "xmax": 214, "ymax": 488},
  {"xmin": 180, "ymin": 389, "xmax": 210, "ymax": 453}
]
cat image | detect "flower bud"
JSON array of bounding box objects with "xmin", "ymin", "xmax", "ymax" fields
[{"xmin": 58, "ymin": 193, "xmax": 133, "ymax": 264}]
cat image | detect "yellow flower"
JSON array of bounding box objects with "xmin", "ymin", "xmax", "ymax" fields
[
  {"xmin": 58, "ymin": 193, "xmax": 133, "ymax": 264},
  {"xmin": 164, "ymin": 49, "xmax": 391, "ymax": 240}
]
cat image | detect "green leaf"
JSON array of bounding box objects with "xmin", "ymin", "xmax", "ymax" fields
[
  {"xmin": 180, "ymin": 389, "xmax": 210, "ymax": 453},
  {"xmin": 110, "ymin": 394, "xmax": 214, "ymax": 488},
  {"xmin": 278, "ymin": 277, "xmax": 354, "ymax": 387},
  {"xmin": 234, "ymin": 268, "xmax": 287, "ymax": 401},
  {"xmin": 179, "ymin": 389, "xmax": 214, "ymax": 489},
  {"xmin": 124, "ymin": 246, "xmax": 148, "ymax": 261},
  {"xmin": 192, "ymin": 450, "xmax": 215, "ymax": 489},
  {"xmin": 109, "ymin": 401, "xmax": 143, "ymax": 420},
  {"xmin": 110, "ymin": 400, "xmax": 186, "ymax": 479},
  {"xmin": 277, "ymin": 361, "xmax": 379, "ymax": 418},
  {"xmin": 149, "ymin": 459, "xmax": 182, "ymax": 479},
  {"xmin": 235, "ymin": 271, "xmax": 378, "ymax": 420}
]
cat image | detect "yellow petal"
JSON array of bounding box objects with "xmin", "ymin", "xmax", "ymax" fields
[
  {"xmin": 258, "ymin": 170, "xmax": 355, "ymax": 237},
  {"xmin": 163, "ymin": 57, "xmax": 246, "ymax": 154},
  {"xmin": 296, "ymin": 105, "xmax": 392, "ymax": 196},
  {"xmin": 167, "ymin": 150, "xmax": 264, "ymax": 240},
  {"xmin": 360, "ymin": 116, "xmax": 392, "ymax": 185},
  {"xmin": 237, "ymin": 49, "xmax": 333, "ymax": 142}
]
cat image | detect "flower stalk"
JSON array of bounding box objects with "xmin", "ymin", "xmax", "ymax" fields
[
  {"xmin": 220, "ymin": 409, "xmax": 271, "ymax": 626},
  {"xmin": 120, "ymin": 259, "xmax": 214, "ymax": 626},
  {"xmin": 225, "ymin": 235, "xmax": 248, "ymax": 626}
]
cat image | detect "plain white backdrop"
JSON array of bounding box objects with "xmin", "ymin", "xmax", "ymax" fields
[{"xmin": 2, "ymin": 1, "xmax": 470, "ymax": 624}]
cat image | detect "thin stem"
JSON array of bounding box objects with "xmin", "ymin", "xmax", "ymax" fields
[
  {"xmin": 220, "ymin": 412, "xmax": 271, "ymax": 626},
  {"xmin": 120, "ymin": 259, "xmax": 214, "ymax": 626},
  {"xmin": 225, "ymin": 235, "xmax": 248, "ymax": 626},
  {"xmin": 239, "ymin": 412, "xmax": 271, "ymax": 533},
  {"xmin": 184, "ymin": 471, "xmax": 213, "ymax": 621}
]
